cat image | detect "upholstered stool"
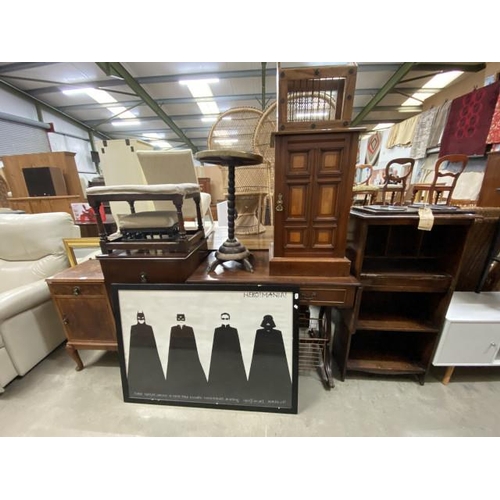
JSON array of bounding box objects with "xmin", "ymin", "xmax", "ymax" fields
[{"xmin": 86, "ymin": 183, "xmax": 203, "ymax": 254}]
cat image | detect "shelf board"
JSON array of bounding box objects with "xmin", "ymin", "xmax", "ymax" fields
[
  {"xmin": 356, "ymin": 315, "xmax": 440, "ymax": 332},
  {"xmin": 347, "ymin": 358, "xmax": 426, "ymax": 374}
]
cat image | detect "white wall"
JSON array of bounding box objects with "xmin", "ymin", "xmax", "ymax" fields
[
  {"xmin": 0, "ymin": 87, "xmax": 38, "ymax": 121},
  {"xmin": 0, "ymin": 87, "xmax": 98, "ymax": 184}
]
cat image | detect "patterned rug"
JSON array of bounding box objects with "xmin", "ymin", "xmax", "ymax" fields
[{"xmin": 440, "ymin": 81, "xmax": 500, "ymax": 156}]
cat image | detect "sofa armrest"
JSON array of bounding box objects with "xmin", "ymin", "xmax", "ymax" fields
[{"xmin": 0, "ymin": 280, "xmax": 51, "ymax": 324}]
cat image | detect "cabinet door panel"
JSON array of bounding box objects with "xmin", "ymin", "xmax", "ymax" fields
[
  {"xmin": 274, "ymin": 131, "xmax": 358, "ymax": 258},
  {"xmin": 434, "ymin": 321, "xmax": 500, "ymax": 365},
  {"xmin": 56, "ymin": 297, "xmax": 116, "ymax": 342}
]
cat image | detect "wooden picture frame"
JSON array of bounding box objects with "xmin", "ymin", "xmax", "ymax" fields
[
  {"xmin": 63, "ymin": 237, "xmax": 101, "ymax": 267},
  {"xmin": 112, "ymin": 283, "xmax": 300, "ymax": 414}
]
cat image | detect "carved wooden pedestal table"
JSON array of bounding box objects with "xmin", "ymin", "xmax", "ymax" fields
[{"xmin": 195, "ymin": 150, "xmax": 263, "ymax": 273}]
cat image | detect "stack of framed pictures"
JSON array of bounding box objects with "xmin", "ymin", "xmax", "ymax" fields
[{"xmin": 112, "ymin": 284, "xmax": 299, "ymax": 414}]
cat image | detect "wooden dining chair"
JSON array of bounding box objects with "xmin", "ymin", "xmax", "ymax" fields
[
  {"xmin": 352, "ymin": 164, "xmax": 379, "ymax": 205},
  {"xmin": 411, "ymin": 154, "xmax": 468, "ymax": 205},
  {"xmin": 379, "ymin": 157, "xmax": 415, "ymax": 205}
]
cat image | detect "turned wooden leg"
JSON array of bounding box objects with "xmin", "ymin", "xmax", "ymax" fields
[
  {"xmin": 66, "ymin": 343, "xmax": 84, "ymax": 371},
  {"xmin": 442, "ymin": 366, "xmax": 455, "ymax": 385}
]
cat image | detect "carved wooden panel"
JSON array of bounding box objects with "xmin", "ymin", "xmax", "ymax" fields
[
  {"xmin": 285, "ymin": 227, "xmax": 307, "ymax": 248},
  {"xmin": 287, "ymin": 184, "xmax": 308, "ymax": 220}
]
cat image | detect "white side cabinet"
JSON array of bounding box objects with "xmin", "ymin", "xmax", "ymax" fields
[{"xmin": 433, "ymin": 292, "xmax": 500, "ymax": 384}]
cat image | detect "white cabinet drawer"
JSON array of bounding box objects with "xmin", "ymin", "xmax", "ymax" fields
[{"xmin": 433, "ymin": 321, "xmax": 500, "ymax": 365}]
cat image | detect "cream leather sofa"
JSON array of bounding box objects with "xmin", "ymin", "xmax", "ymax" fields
[{"xmin": 0, "ymin": 212, "xmax": 80, "ymax": 393}]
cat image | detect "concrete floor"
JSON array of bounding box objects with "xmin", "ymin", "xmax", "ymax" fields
[{"xmin": 1, "ymin": 344, "xmax": 500, "ymax": 437}]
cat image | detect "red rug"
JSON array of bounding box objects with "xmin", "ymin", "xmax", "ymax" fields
[
  {"xmin": 486, "ymin": 93, "xmax": 500, "ymax": 144},
  {"xmin": 440, "ymin": 81, "xmax": 500, "ymax": 156}
]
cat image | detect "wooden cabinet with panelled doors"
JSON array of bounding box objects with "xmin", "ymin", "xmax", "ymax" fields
[
  {"xmin": 270, "ymin": 129, "xmax": 363, "ymax": 277},
  {"xmin": 46, "ymin": 259, "xmax": 116, "ymax": 371}
]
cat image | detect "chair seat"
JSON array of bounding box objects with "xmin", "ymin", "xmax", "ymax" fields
[
  {"xmin": 352, "ymin": 185, "xmax": 379, "ymax": 192},
  {"xmin": 86, "ymin": 183, "xmax": 200, "ymax": 197},
  {"xmin": 116, "ymin": 210, "xmax": 178, "ymax": 230}
]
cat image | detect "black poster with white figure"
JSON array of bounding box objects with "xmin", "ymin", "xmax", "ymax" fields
[{"xmin": 112, "ymin": 284, "xmax": 299, "ymax": 414}]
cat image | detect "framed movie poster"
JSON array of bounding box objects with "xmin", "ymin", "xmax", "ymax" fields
[{"xmin": 112, "ymin": 283, "xmax": 299, "ymax": 414}]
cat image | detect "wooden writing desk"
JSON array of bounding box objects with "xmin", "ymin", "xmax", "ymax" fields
[{"xmin": 47, "ymin": 237, "xmax": 360, "ymax": 387}]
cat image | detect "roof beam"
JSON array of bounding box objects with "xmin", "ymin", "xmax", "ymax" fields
[
  {"xmin": 414, "ymin": 63, "xmax": 486, "ymax": 73},
  {"xmin": 351, "ymin": 63, "xmax": 416, "ymax": 126},
  {"xmin": 0, "ymin": 62, "xmax": 58, "ymax": 74},
  {"xmin": 96, "ymin": 62, "xmax": 198, "ymax": 153},
  {"xmin": 29, "ymin": 67, "xmax": 278, "ymax": 96},
  {"xmin": 27, "ymin": 63, "xmax": 404, "ymax": 97}
]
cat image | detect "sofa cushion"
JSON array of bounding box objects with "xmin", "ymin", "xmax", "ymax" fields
[
  {"xmin": 0, "ymin": 212, "xmax": 80, "ymax": 294},
  {"xmin": 0, "ymin": 254, "xmax": 70, "ymax": 294},
  {"xmin": 0, "ymin": 212, "xmax": 80, "ymax": 262}
]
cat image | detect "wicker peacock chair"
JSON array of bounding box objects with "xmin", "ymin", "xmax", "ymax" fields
[{"xmin": 207, "ymin": 107, "xmax": 269, "ymax": 235}]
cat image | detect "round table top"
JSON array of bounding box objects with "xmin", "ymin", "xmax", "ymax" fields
[{"xmin": 195, "ymin": 149, "xmax": 263, "ymax": 166}]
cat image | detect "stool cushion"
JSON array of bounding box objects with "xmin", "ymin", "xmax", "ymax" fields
[
  {"xmin": 86, "ymin": 183, "xmax": 200, "ymax": 196},
  {"xmin": 116, "ymin": 211, "xmax": 179, "ymax": 230}
]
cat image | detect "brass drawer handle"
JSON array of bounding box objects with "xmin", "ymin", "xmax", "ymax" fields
[
  {"xmin": 300, "ymin": 291, "xmax": 317, "ymax": 300},
  {"xmin": 139, "ymin": 272, "xmax": 148, "ymax": 283},
  {"xmin": 62, "ymin": 315, "xmax": 69, "ymax": 325},
  {"xmin": 72, "ymin": 286, "xmax": 81, "ymax": 296}
]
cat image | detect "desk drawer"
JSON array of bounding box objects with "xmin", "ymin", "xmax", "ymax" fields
[
  {"xmin": 49, "ymin": 283, "xmax": 106, "ymax": 298},
  {"xmin": 299, "ymin": 286, "xmax": 355, "ymax": 307}
]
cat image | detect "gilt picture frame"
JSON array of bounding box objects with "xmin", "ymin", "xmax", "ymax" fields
[
  {"xmin": 112, "ymin": 283, "xmax": 299, "ymax": 414},
  {"xmin": 63, "ymin": 237, "xmax": 101, "ymax": 267}
]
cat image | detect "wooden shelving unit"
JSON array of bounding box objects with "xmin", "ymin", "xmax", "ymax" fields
[{"xmin": 333, "ymin": 207, "xmax": 475, "ymax": 384}]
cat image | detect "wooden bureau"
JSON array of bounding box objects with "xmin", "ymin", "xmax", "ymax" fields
[
  {"xmin": 47, "ymin": 248, "xmax": 360, "ymax": 388},
  {"xmin": 46, "ymin": 259, "xmax": 117, "ymax": 371}
]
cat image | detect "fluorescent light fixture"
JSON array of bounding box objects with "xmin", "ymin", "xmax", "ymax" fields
[
  {"xmin": 179, "ymin": 78, "xmax": 220, "ymax": 116},
  {"xmin": 62, "ymin": 87, "xmax": 136, "ymax": 122},
  {"xmin": 86, "ymin": 89, "xmax": 116, "ymax": 104},
  {"xmin": 402, "ymin": 70, "xmax": 463, "ymax": 107},
  {"xmin": 111, "ymin": 120, "xmax": 141, "ymax": 127},
  {"xmin": 143, "ymin": 133, "xmax": 165, "ymax": 139},
  {"xmin": 62, "ymin": 87, "xmax": 114, "ymax": 103},
  {"xmin": 201, "ymin": 116, "xmax": 217, "ymax": 123},
  {"xmin": 179, "ymin": 78, "xmax": 219, "ymax": 86},
  {"xmin": 197, "ymin": 101, "xmax": 220, "ymax": 115},
  {"xmin": 373, "ymin": 123, "xmax": 395, "ymax": 130},
  {"xmin": 62, "ymin": 87, "xmax": 92, "ymax": 95},
  {"xmin": 423, "ymin": 71, "xmax": 463, "ymax": 89}
]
